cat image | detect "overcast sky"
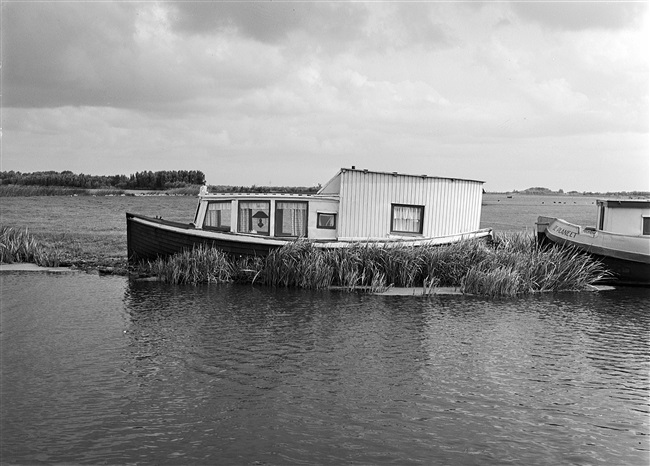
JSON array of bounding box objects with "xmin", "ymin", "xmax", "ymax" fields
[{"xmin": 2, "ymin": 1, "xmax": 648, "ymax": 192}]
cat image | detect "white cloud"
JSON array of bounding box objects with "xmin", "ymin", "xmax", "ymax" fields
[{"xmin": 2, "ymin": 1, "xmax": 647, "ymax": 192}]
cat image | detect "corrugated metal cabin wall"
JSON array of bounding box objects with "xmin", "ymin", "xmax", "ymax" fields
[
  {"xmin": 426, "ymin": 179, "xmax": 481, "ymax": 236},
  {"xmin": 339, "ymin": 170, "xmax": 397, "ymax": 238},
  {"xmin": 338, "ymin": 170, "xmax": 483, "ymax": 238}
]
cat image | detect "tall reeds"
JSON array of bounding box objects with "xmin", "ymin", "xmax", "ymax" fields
[
  {"xmin": 143, "ymin": 232, "xmax": 608, "ymax": 297},
  {"xmin": 460, "ymin": 232, "xmax": 609, "ymax": 296},
  {"xmin": 148, "ymin": 244, "xmax": 232, "ymax": 285},
  {"xmin": 0, "ymin": 226, "xmax": 64, "ymax": 266}
]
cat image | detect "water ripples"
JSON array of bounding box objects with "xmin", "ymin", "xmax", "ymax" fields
[{"xmin": 2, "ymin": 274, "xmax": 649, "ymax": 465}]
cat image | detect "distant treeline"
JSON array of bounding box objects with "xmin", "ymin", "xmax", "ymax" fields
[
  {"xmin": 493, "ymin": 187, "xmax": 650, "ymax": 197},
  {"xmin": 0, "ymin": 170, "xmax": 205, "ymax": 190}
]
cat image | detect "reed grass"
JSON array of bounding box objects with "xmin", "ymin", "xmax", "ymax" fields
[
  {"xmin": 0, "ymin": 226, "xmax": 64, "ymax": 266},
  {"xmin": 460, "ymin": 232, "xmax": 609, "ymax": 296},
  {"xmin": 148, "ymin": 244, "xmax": 232, "ymax": 285},
  {"xmin": 142, "ymin": 232, "xmax": 608, "ymax": 296}
]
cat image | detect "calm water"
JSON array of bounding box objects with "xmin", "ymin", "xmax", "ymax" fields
[{"xmin": 2, "ymin": 272, "xmax": 649, "ymax": 465}]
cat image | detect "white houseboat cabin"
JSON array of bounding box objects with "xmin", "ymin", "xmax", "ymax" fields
[
  {"xmin": 127, "ymin": 167, "xmax": 492, "ymax": 261},
  {"xmin": 193, "ymin": 167, "xmax": 487, "ymax": 243}
]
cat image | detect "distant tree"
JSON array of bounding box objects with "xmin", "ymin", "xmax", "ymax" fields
[{"xmin": 0, "ymin": 169, "xmax": 206, "ymax": 190}]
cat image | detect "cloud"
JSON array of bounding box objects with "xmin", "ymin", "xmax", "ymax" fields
[
  {"xmin": 3, "ymin": 2, "xmax": 139, "ymax": 107},
  {"xmin": 2, "ymin": 2, "xmax": 292, "ymax": 110},
  {"xmin": 512, "ymin": 1, "xmax": 647, "ymax": 31},
  {"xmin": 2, "ymin": 1, "xmax": 647, "ymax": 192},
  {"xmin": 169, "ymin": 2, "xmax": 369, "ymax": 46}
]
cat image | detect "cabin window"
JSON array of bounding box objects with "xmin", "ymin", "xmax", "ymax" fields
[
  {"xmin": 317, "ymin": 212, "xmax": 337, "ymax": 230},
  {"xmin": 203, "ymin": 201, "xmax": 231, "ymax": 231},
  {"xmin": 238, "ymin": 201, "xmax": 270, "ymax": 235},
  {"xmin": 391, "ymin": 204, "xmax": 424, "ymax": 234},
  {"xmin": 275, "ymin": 201, "xmax": 308, "ymax": 237},
  {"xmin": 643, "ymin": 217, "xmax": 650, "ymax": 235}
]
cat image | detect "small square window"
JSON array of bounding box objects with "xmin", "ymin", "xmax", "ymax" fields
[
  {"xmin": 317, "ymin": 213, "xmax": 337, "ymax": 229},
  {"xmin": 391, "ymin": 204, "xmax": 424, "ymax": 234}
]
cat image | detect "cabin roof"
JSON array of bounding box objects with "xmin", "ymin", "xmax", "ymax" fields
[
  {"xmin": 199, "ymin": 192, "xmax": 339, "ymax": 201},
  {"xmin": 597, "ymin": 199, "xmax": 650, "ymax": 209},
  {"xmin": 318, "ymin": 167, "xmax": 484, "ymax": 194}
]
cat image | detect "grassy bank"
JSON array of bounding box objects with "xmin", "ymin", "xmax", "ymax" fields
[
  {"xmin": 144, "ymin": 233, "xmax": 609, "ymax": 297},
  {"xmin": 1, "ymin": 225, "xmax": 128, "ymax": 272},
  {"xmin": 0, "ymin": 185, "xmax": 129, "ymax": 197},
  {"xmin": 0, "ymin": 226, "xmax": 66, "ymax": 267}
]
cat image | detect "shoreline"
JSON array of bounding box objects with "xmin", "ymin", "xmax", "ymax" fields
[
  {"xmin": 1, "ymin": 262, "xmax": 616, "ymax": 294},
  {"xmin": 0, "ymin": 263, "xmax": 79, "ymax": 273}
]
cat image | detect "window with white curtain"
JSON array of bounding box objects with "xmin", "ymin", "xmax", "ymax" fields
[
  {"xmin": 203, "ymin": 201, "xmax": 232, "ymax": 231},
  {"xmin": 275, "ymin": 201, "xmax": 308, "ymax": 237},
  {"xmin": 391, "ymin": 204, "xmax": 424, "ymax": 234},
  {"xmin": 238, "ymin": 201, "xmax": 270, "ymax": 235}
]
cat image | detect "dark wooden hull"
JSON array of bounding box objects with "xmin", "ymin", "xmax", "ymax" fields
[
  {"xmin": 127, "ymin": 212, "xmax": 494, "ymax": 263},
  {"xmin": 126, "ymin": 213, "xmax": 286, "ymax": 262}
]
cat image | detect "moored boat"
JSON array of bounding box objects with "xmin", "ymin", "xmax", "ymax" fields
[
  {"xmin": 127, "ymin": 167, "xmax": 493, "ymax": 262},
  {"xmin": 536, "ymin": 199, "xmax": 650, "ymax": 285}
]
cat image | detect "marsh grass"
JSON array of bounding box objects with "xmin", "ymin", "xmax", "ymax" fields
[
  {"xmin": 146, "ymin": 232, "xmax": 608, "ymax": 296},
  {"xmin": 0, "ymin": 226, "xmax": 64, "ymax": 266},
  {"xmin": 0, "ymin": 185, "xmax": 90, "ymax": 196},
  {"xmin": 149, "ymin": 244, "xmax": 232, "ymax": 285},
  {"xmin": 460, "ymin": 232, "xmax": 609, "ymax": 296}
]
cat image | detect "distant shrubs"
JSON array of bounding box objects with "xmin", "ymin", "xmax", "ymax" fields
[
  {"xmin": 0, "ymin": 185, "xmax": 128, "ymax": 197},
  {"xmin": 0, "ymin": 226, "xmax": 63, "ymax": 266},
  {"xmin": 145, "ymin": 232, "xmax": 608, "ymax": 297},
  {"xmin": 1, "ymin": 169, "xmax": 205, "ymax": 190},
  {"xmin": 0, "ymin": 185, "xmax": 89, "ymax": 197}
]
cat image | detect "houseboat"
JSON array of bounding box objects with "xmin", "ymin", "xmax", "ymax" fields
[
  {"xmin": 127, "ymin": 167, "xmax": 492, "ymax": 262},
  {"xmin": 536, "ymin": 199, "xmax": 650, "ymax": 285}
]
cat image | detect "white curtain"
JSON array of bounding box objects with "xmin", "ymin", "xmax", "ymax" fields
[
  {"xmin": 205, "ymin": 202, "xmax": 231, "ymax": 228},
  {"xmin": 277, "ymin": 202, "xmax": 307, "ymax": 236},
  {"xmin": 393, "ymin": 205, "xmax": 422, "ymax": 233}
]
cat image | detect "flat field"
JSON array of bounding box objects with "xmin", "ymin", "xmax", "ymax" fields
[{"xmin": 1, "ymin": 193, "xmax": 601, "ymax": 269}]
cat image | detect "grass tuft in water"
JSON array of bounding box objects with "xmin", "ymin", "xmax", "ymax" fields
[
  {"xmin": 142, "ymin": 232, "xmax": 608, "ymax": 296},
  {"xmin": 148, "ymin": 244, "xmax": 233, "ymax": 285}
]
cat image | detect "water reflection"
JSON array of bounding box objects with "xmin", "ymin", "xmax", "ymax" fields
[{"xmin": 2, "ymin": 273, "xmax": 648, "ymax": 465}]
